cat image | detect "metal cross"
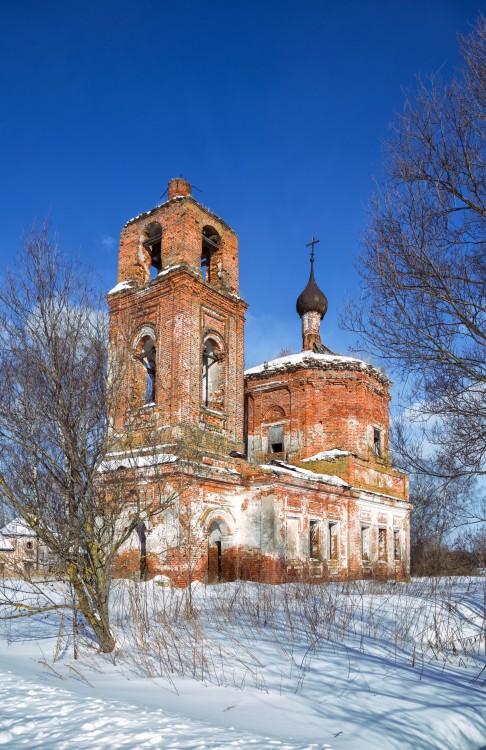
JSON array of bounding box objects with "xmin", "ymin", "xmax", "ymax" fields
[{"xmin": 306, "ymin": 236, "xmax": 320, "ymax": 263}]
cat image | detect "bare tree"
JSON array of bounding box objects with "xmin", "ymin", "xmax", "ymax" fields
[
  {"xmin": 399, "ymin": 465, "xmax": 477, "ymax": 575},
  {"xmin": 0, "ymin": 227, "xmax": 177, "ymax": 652},
  {"xmin": 344, "ymin": 16, "xmax": 486, "ymax": 487}
]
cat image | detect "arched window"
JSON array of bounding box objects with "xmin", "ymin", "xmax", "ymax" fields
[
  {"xmin": 202, "ymin": 338, "xmax": 224, "ymax": 409},
  {"xmin": 135, "ymin": 335, "xmax": 156, "ymax": 404},
  {"xmin": 201, "ymin": 226, "xmax": 221, "ymax": 283},
  {"xmin": 142, "ymin": 222, "xmax": 162, "ymax": 280}
]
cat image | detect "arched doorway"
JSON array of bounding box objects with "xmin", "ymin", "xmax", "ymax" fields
[{"xmin": 207, "ymin": 519, "xmax": 228, "ymax": 583}]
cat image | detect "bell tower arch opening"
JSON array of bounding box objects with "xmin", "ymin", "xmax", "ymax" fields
[
  {"xmin": 201, "ymin": 226, "xmax": 221, "ymax": 283},
  {"xmin": 142, "ymin": 221, "xmax": 162, "ymax": 281}
]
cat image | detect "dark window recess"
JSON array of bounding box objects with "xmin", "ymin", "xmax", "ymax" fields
[
  {"xmin": 269, "ymin": 425, "xmax": 284, "ymax": 453},
  {"xmin": 201, "ymin": 227, "xmax": 220, "ymax": 283},
  {"xmin": 140, "ymin": 338, "xmax": 156, "ymax": 404},
  {"xmin": 373, "ymin": 428, "xmax": 382, "ymax": 456},
  {"xmin": 201, "ymin": 245, "xmax": 211, "ymax": 281},
  {"xmin": 393, "ymin": 530, "xmax": 401, "ymax": 561},
  {"xmin": 328, "ymin": 522, "xmax": 338, "ymax": 560},
  {"xmin": 202, "ymin": 339, "xmax": 220, "ymax": 407},
  {"xmin": 379, "ymin": 528, "xmax": 387, "ymax": 561},
  {"xmin": 309, "ymin": 520, "xmax": 321, "ymax": 559},
  {"xmin": 361, "ymin": 527, "xmax": 370, "ymax": 562}
]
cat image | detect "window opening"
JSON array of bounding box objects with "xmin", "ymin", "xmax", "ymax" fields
[
  {"xmin": 309, "ymin": 520, "xmax": 321, "ymax": 559},
  {"xmin": 202, "ymin": 339, "xmax": 223, "ymax": 409},
  {"xmin": 378, "ymin": 528, "xmax": 387, "ymax": 561},
  {"xmin": 140, "ymin": 337, "xmax": 156, "ymax": 403},
  {"xmin": 142, "ymin": 222, "xmax": 162, "ymax": 280},
  {"xmin": 373, "ymin": 428, "xmax": 382, "ymax": 457},
  {"xmin": 361, "ymin": 526, "xmax": 370, "ymax": 562},
  {"xmin": 328, "ymin": 522, "xmax": 338, "ymax": 561},
  {"xmin": 269, "ymin": 424, "xmax": 284, "ymax": 453},
  {"xmin": 201, "ymin": 227, "xmax": 220, "ymax": 283},
  {"xmin": 393, "ymin": 529, "xmax": 401, "ymax": 561},
  {"xmin": 208, "ymin": 520, "xmax": 227, "ymax": 583}
]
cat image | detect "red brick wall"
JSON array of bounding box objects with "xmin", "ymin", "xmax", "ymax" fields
[{"xmin": 245, "ymin": 362, "xmax": 392, "ymax": 464}]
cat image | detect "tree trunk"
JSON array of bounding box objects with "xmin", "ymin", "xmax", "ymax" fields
[{"xmin": 73, "ymin": 579, "xmax": 116, "ymax": 654}]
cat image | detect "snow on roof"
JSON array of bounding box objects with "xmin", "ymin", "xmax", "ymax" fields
[
  {"xmin": 301, "ymin": 449, "xmax": 353, "ymax": 462},
  {"xmin": 107, "ymin": 280, "xmax": 135, "ymax": 295},
  {"xmin": 1, "ymin": 517, "xmax": 37, "ymax": 537},
  {"xmin": 157, "ymin": 264, "xmax": 183, "ymax": 277},
  {"xmin": 205, "ymin": 464, "xmax": 240, "ymax": 476},
  {"xmin": 123, "ymin": 196, "xmax": 186, "ymax": 228},
  {"xmin": 0, "ymin": 532, "xmax": 14, "ymax": 550},
  {"xmin": 245, "ymin": 351, "xmax": 369, "ymax": 376},
  {"xmin": 260, "ymin": 461, "xmax": 349, "ymax": 488},
  {"xmin": 99, "ymin": 453, "xmax": 178, "ymax": 472}
]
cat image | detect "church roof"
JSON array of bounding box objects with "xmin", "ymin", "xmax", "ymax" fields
[
  {"xmin": 122, "ymin": 195, "xmax": 237, "ymax": 236},
  {"xmin": 244, "ymin": 350, "xmax": 391, "ymax": 384}
]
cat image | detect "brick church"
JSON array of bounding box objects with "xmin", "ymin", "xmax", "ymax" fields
[{"xmin": 105, "ymin": 177, "xmax": 411, "ymax": 584}]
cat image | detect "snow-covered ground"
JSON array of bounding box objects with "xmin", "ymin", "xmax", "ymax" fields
[{"xmin": 0, "ymin": 577, "xmax": 485, "ymax": 749}]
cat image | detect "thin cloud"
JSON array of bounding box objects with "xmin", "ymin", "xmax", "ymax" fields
[{"xmin": 100, "ymin": 233, "xmax": 116, "ymax": 252}]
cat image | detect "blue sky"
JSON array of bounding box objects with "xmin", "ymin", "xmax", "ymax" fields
[{"xmin": 0, "ymin": 0, "xmax": 483, "ymax": 369}]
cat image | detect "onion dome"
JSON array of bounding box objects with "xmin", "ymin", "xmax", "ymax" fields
[{"xmin": 296, "ymin": 258, "xmax": 328, "ymax": 319}]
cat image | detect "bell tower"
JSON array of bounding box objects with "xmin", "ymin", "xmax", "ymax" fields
[{"xmin": 108, "ymin": 177, "xmax": 247, "ymax": 452}]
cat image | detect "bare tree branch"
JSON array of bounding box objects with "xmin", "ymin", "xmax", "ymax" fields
[{"xmin": 342, "ymin": 16, "xmax": 486, "ymax": 485}]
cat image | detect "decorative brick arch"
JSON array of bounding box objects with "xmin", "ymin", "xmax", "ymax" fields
[
  {"xmin": 133, "ymin": 325, "xmax": 156, "ymax": 351},
  {"xmin": 201, "ymin": 331, "xmax": 227, "ymax": 411},
  {"xmin": 204, "ymin": 510, "xmax": 235, "ymax": 584},
  {"xmin": 263, "ymin": 404, "xmax": 286, "ymax": 423},
  {"xmin": 132, "ymin": 325, "xmax": 157, "ymax": 405},
  {"xmin": 201, "ymin": 508, "xmax": 235, "ymax": 534}
]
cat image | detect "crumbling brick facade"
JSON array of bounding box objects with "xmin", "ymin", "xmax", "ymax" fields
[{"xmin": 105, "ymin": 178, "xmax": 411, "ymax": 585}]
